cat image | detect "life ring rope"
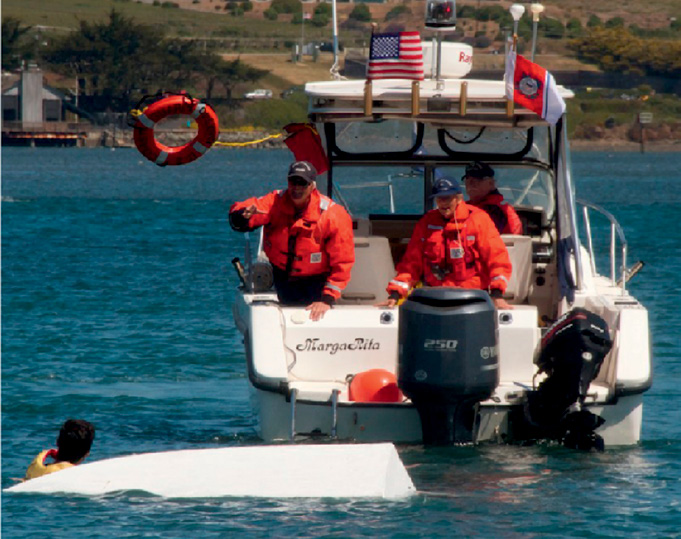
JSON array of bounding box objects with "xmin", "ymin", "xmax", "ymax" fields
[
  {"xmin": 130, "ymin": 106, "xmax": 283, "ymax": 152},
  {"xmin": 213, "ymin": 134, "xmax": 283, "ymax": 147}
]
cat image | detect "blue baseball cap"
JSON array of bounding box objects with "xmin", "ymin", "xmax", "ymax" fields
[{"xmin": 430, "ymin": 177, "xmax": 463, "ymax": 198}]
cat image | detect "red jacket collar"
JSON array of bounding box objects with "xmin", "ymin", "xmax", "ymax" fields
[{"xmin": 471, "ymin": 189, "xmax": 503, "ymax": 206}]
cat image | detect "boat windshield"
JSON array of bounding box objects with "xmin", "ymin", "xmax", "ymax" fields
[
  {"xmin": 332, "ymin": 165, "xmax": 555, "ymax": 220},
  {"xmin": 329, "ymin": 121, "xmax": 552, "ymax": 163}
]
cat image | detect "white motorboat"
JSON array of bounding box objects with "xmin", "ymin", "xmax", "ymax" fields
[{"xmin": 231, "ymin": 34, "xmax": 652, "ymax": 450}]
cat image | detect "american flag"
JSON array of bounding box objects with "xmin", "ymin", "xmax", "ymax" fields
[{"xmin": 367, "ymin": 31, "xmax": 424, "ymax": 80}]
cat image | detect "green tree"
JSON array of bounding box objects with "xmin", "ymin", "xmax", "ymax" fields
[
  {"xmin": 605, "ymin": 17, "xmax": 625, "ymax": 29},
  {"xmin": 311, "ymin": 14, "xmax": 329, "ymax": 27},
  {"xmin": 385, "ymin": 5, "xmax": 410, "ymax": 21},
  {"xmin": 270, "ymin": 0, "xmax": 301, "ymax": 15},
  {"xmin": 539, "ymin": 17, "xmax": 565, "ymax": 39},
  {"xmin": 212, "ymin": 58, "xmax": 268, "ymax": 101},
  {"xmin": 41, "ymin": 10, "xmax": 268, "ymax": 110},
  {"xmin": 2, "ymin": 17, "xmax": 33, "ymax": 70},
  {"xmin": 570, "ymin": 28, "xmax": 681, "ymax": 78},
  {"xmin": 314, "ymin": 3, "xmax": 332, "ymax": 17},
  {"xmin": 349, "ymin": 4, "xmax": 371, "ymax": 22},
  {"xmin": 566, "ymin": 18, "xmax": 583, "ymax": 38},
  {"xmin": 43, "ymin": 10, "xmax": 174, "ymax": 104},
  {"xmin": 587, "ymin": 14, "xmax": 602, "ymax": 28},
  {"xmin": 457, "ymin": 5, "xmax": 476, "ymax": 19}
]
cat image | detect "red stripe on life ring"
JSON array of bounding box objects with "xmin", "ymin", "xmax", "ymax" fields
[{"xmin": 133, "ymin": 94, "xmax": 219, "ymax": 167}]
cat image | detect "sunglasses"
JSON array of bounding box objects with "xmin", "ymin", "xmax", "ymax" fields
[{"xmin": 288, "ymin": 177, "xmax": 310, "ymax": 187}]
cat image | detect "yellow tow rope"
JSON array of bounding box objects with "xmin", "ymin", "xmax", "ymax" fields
[
  {"xmin": 213, "ymin": 133, "xmax": 283, "ymax": 147},
  {"xmin": 130, "ymin": 107, "xmax": 284, "ymax": 148},
  {"xmin": 130, "ymin": 106, "xmax": 282, "ymax": 147}
]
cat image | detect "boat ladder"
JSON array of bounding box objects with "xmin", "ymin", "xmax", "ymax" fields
[{"xmin": 289, "ymin": 388, "xmax": 341, "ymax": 441}]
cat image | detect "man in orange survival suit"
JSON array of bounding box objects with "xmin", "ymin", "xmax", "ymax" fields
[
  {"xmin": 229, "ymin": 161, "xmax": 355, "ymax": 321},
  {"xmin": 382, "ymin": 177, "xmax": 513, "ymax": 310},
  {"xmin": 463, "ymin": 162, "xmax": 522, "ymax": 235}
]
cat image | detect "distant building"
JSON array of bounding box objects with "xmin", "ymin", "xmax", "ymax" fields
[
  {"xmin": 2, "ymin": 64, "xmax": 68, "ymax": 124},
  {"xmin": 2, "ymin": 64, "xmax": 89, "ymax": 146}
]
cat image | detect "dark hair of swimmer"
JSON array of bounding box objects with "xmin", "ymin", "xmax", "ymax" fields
[{"xmin": 56, "ymin": 419, "xmax": 96, "ymax": 463}]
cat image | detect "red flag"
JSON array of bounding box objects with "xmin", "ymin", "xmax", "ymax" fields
[
  {"xmin": 367, "ymin": 31, "xmax": 424, "ymax": 80},
  {"xmin": 283, "ymin": 123, "xmax": 329, "ymax": 175},
  {"xmin": 505, "ymin": 51, "xmax": 565, "ymax": 125}
]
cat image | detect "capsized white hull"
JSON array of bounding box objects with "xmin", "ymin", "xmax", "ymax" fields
[{"xmin": 6, "ymin": 444, "xmax": 416, "ymax": 499}]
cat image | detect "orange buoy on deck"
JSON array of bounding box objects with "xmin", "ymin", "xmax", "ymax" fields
[
  {"xmin": 132, "ymin": 94, "xmax": 219, "ymax": 166},
  {"xmin": 349, "ymin": 369, "xmax": 404, "ymax": 403}
]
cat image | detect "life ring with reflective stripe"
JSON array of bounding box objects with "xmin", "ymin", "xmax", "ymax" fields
[{"xmin": 133, "ymin": 95, "xmax": 219, "ymax": 166}]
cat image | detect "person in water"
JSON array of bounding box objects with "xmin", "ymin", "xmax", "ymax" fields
[
  {"xmin": 382, "ymin": 177, "xmax": 513, "ymax": 310},
  {"xmin": 24, "ymin": 419, "xmax": 96, "ymax": 481},
  {"xmin": 463, "ymin": 161, "xmax": 523, "ymax": 235},
  {"xmin": 229, "ymin": 161, "xmax": 355, "ymax": 321}
]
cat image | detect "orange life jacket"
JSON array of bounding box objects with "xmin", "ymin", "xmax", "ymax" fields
[
  {"xmin": 470, "ymin": 190, "xmax": 523, "ymax": 235},
  {"xmin": 230, "ymin": 189, "xmax": 354, "ymax": 300},
  {"xmin": 387, "ymin": 202, "xmax": 512, "ymax": 298}
]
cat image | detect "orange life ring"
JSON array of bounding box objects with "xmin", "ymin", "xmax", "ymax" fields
[{"xmin": 133, "ymin": 94, "xmax": 219, "ymax": 166}]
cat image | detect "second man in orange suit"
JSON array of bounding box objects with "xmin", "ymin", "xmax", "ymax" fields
[
  {"xmin": 463, "ymin": 161, "xmax": 523, "ymax": 235},
  {"xmin": 384, "ymin": 176, "xmax": 513, "ymax": 310}
]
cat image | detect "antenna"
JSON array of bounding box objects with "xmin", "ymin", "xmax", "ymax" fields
[{"xmin": 530, "ymin": 3, "xmax": 545, "ymax": 61}]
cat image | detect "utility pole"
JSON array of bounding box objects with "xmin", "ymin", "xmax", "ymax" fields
[{"xmin": 638, "ymin": 112, "xmax": 653, "ymax": 154}]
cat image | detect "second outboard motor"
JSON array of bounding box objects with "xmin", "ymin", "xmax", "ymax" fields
[
  {"xmin": 398, "ymin": 288, "xmax": 498, "ymax": 445},
  {"xmin": 525, "ymin": 307, "xmax": 613, "ymax": 451}
]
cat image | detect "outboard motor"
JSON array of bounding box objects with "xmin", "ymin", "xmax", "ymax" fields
[
  {"xmin": 398, "ymin": 288, "xmax": 498, "ymax": 445},
  {"xmin": 525, "ymin": 308, "xmax": 613, "ymax": 451}
]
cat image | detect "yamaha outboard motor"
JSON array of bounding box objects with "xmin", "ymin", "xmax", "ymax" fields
[
  {"xmin": 526, "ymin": 307, "xmax": 612, "ymax": 451},
  {"xmin": 398, "ymin": 288, "xmax": 498, "ymax": 445}
]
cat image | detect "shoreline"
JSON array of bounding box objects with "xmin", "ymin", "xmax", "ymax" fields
[
  {"xmin": 569, "ymin": 139, "xmax": 681, "ymax": 152},
  {"xmin": 4, "ymin": 131, "xmax": 680, "ymax": 153}
]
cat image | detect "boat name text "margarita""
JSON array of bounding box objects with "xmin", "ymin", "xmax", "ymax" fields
[{"xmin": 295, "ymin": 338, "xmax": 380, "ymax": 355}]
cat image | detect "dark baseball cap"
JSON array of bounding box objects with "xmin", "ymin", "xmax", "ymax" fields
[
  {"xmin": 430, "ymin": 177, "xmax": 463, "ymax": 198},
  {"xmin": 287, "ymin": 161, "xmax": 317, "ymax": 184},
  {"xmin": 463, "ymin": 161, "xmax": 495, "ymax": 180}
]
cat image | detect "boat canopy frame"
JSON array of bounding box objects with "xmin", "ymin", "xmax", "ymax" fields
[{"xmin": 314, "ymin": 114, "xmax": 586, "ymax": 302}]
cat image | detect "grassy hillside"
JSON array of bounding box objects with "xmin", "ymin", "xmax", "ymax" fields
[
  {"xmin": 7, "ymin": 0, "xmax": 680, "ymax": 39},
  {"xmin": 5, "ymin": 0, "xmax": 679, "ymax": 139},
  {"xmin": 2, "ymin": 0, "xmax": 343, "ymax": 41}
]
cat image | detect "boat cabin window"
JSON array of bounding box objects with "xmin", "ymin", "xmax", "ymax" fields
[
  {"xmin": 331, "ymin": 164, "xmax": 555, "ymax": 223},
  {"xmin": 327, "ymin": 122, "xmax": 552, "ymax": 163},
  {"xmin": 333, "ymin": 166, "xmax": 425, "ymax": 216},
  {"xmin": 330, "ymin": 121, "xmax": 420, "ymax": 155},
  {"xmin": 436, "ymin": 126, "xmax": 551, "ymax": 162}
]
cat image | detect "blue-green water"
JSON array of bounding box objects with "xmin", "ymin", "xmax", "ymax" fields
[{"xmin": 2, "ymin": 147, "xmax": 680, "ymax": 537}]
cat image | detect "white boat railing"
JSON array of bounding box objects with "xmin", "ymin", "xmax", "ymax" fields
[{"xmin": 577, "ymin": 199, "xmax": 628, "ymax": 294}]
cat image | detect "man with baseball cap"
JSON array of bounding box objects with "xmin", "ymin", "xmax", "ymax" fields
[
  {"xmin": 463, "ymin": 162, "xmax": 522, "ymax": 235},
  {"xmin": 230, "ymin": 161, "xmax": 354, "ymax": 320},
  {"xmin": 383, "ymin": 175, "xmax": 512, "ymax": 310}
]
